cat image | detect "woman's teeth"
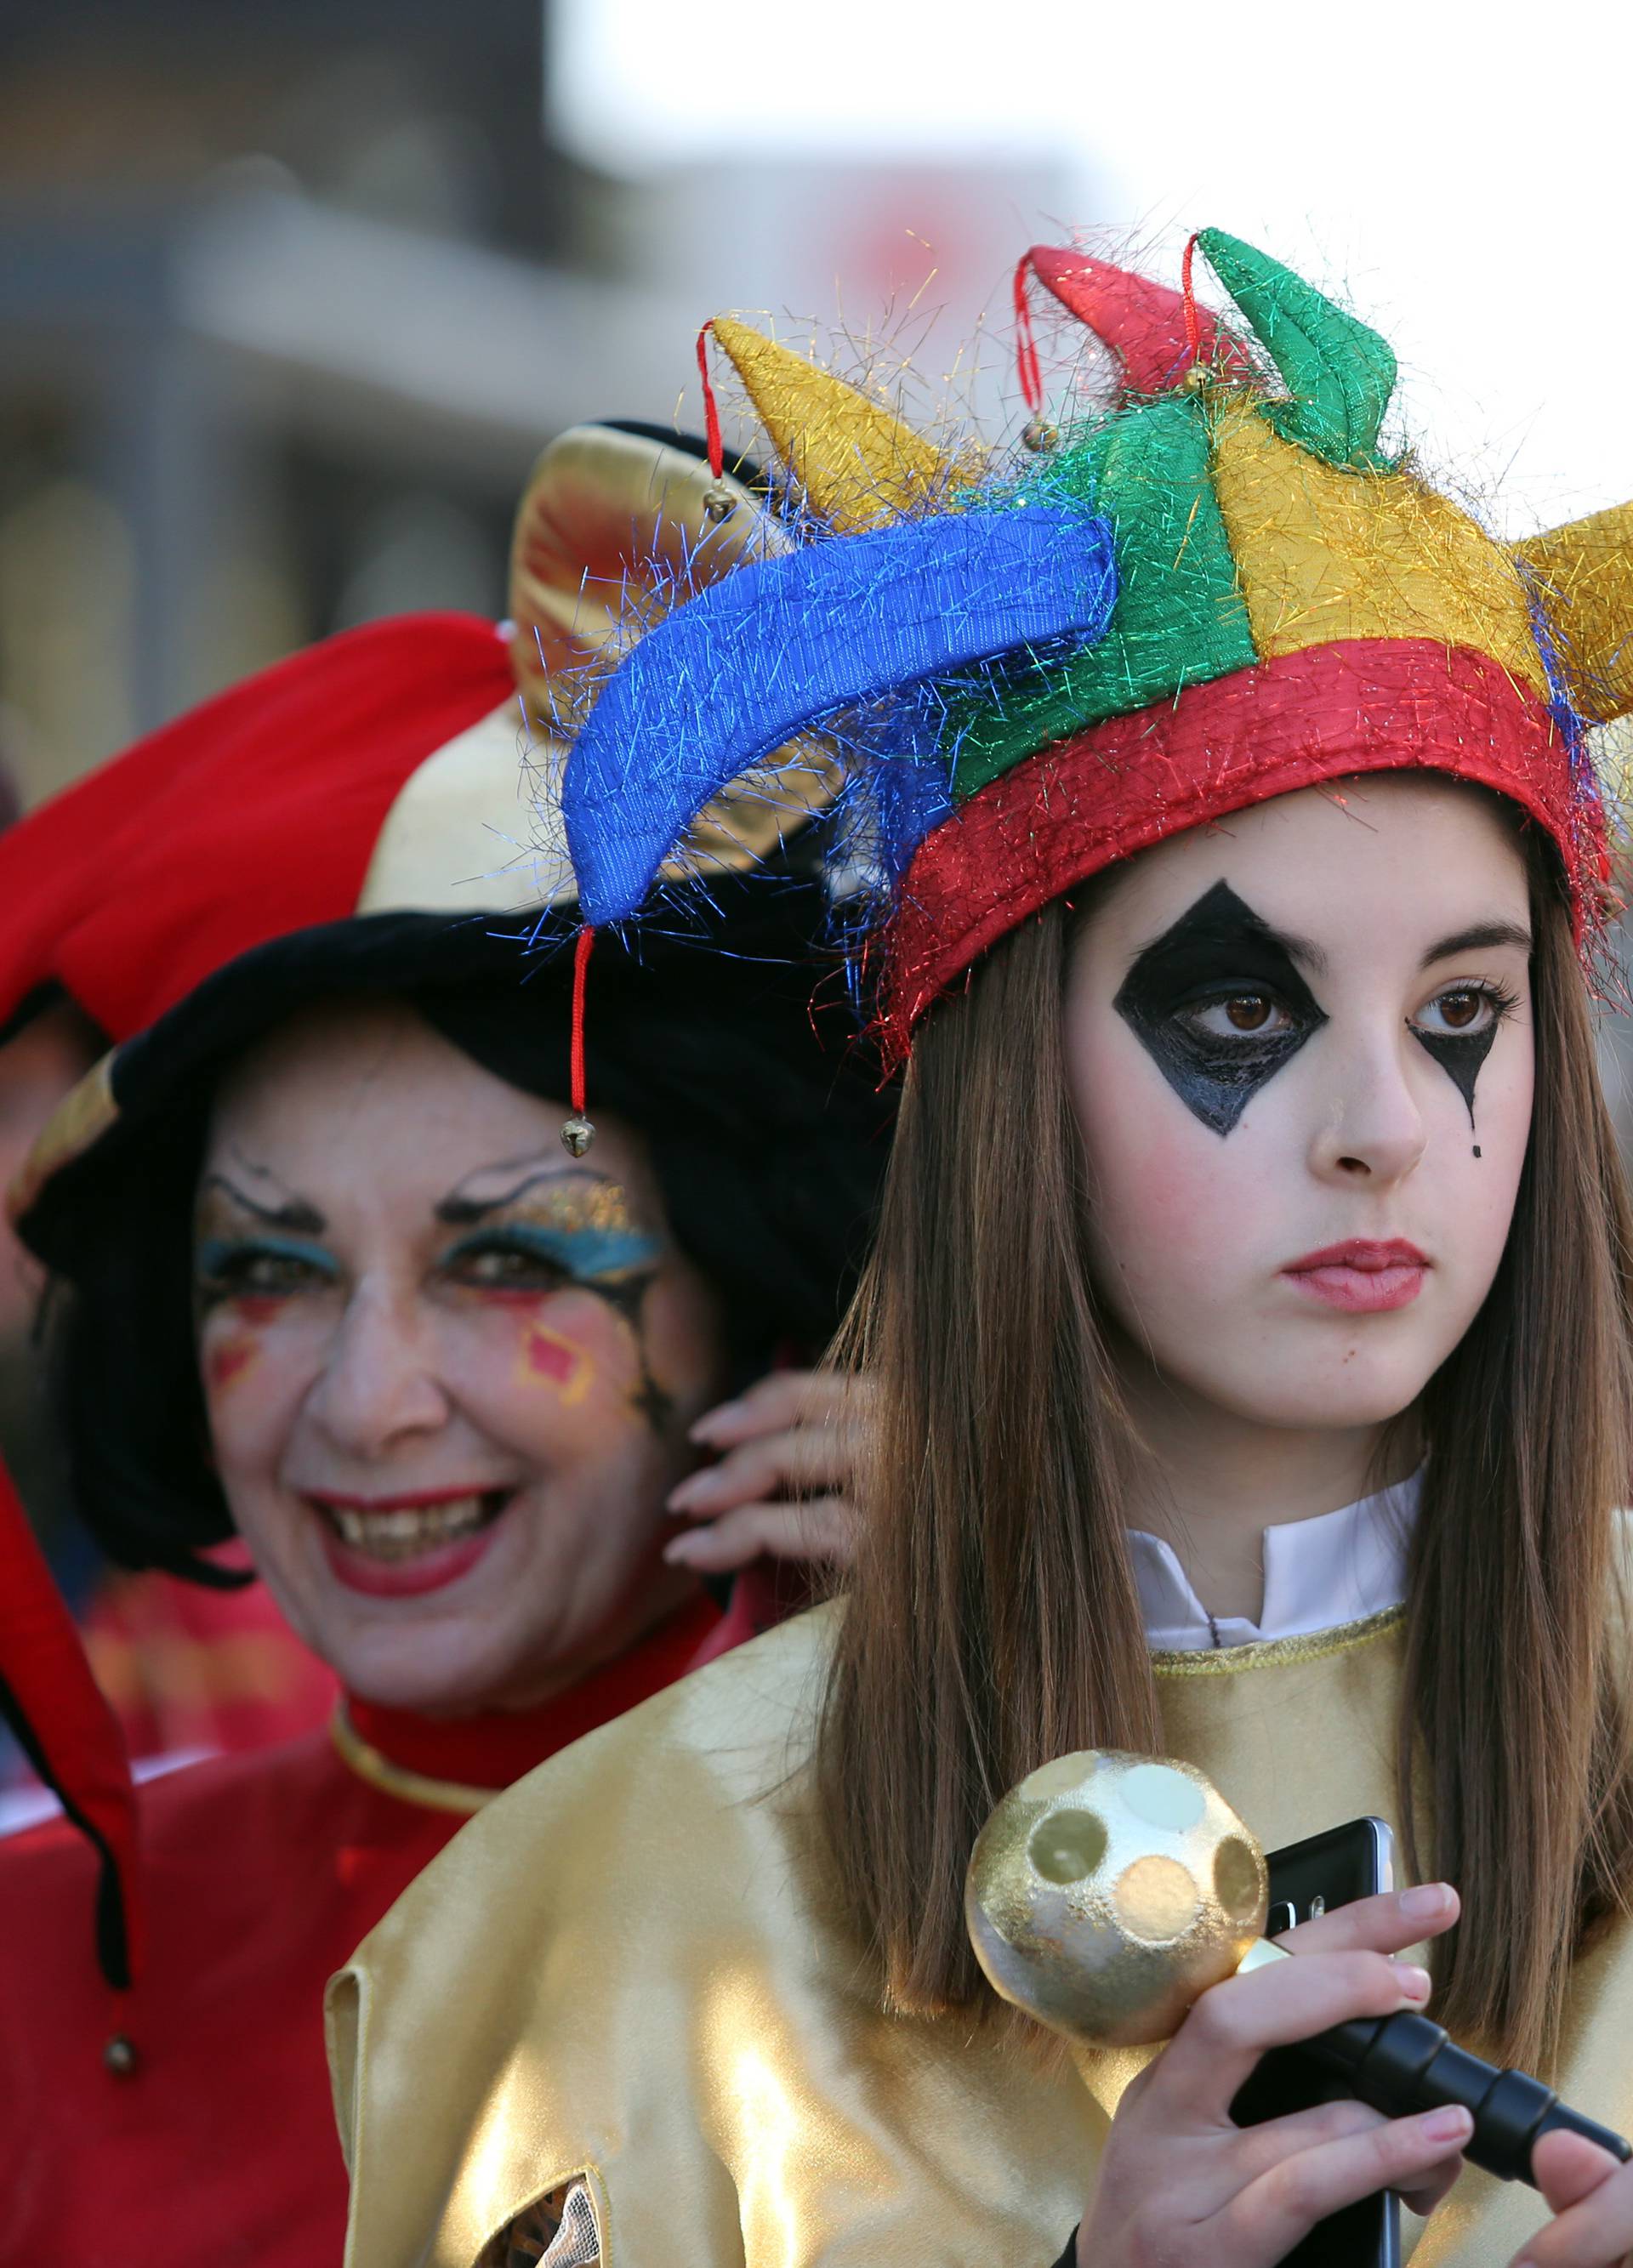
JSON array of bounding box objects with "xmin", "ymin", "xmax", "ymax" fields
[{"xmin": 321, "ymin": 1495, "xmax": 498, "ymax": 1561}]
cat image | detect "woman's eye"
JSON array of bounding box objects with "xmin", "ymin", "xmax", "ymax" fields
[
  {"xmin": 196, "ymin": 1245, "xmax": 331, "ymax": 1299},
  {"xmin": 1415, "ymin": 986, "xmax": 1501, "ymax": 1037},
  {"xmin": 1178, "ymin": 991, "xmax": 1294, "ymax": 1042},
  {"xmin": 447, "ymin": 1241, "xmax": 569, "ymax": 1292}
]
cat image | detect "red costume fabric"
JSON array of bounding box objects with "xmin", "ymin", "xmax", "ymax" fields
[
  {"xmin": 83, "ymin": 1549, "xmax": 339, "ymax": 1767},
  {"xmin": 0, "ymin": 1592, "xmax": 733, "ymax": 2267}
]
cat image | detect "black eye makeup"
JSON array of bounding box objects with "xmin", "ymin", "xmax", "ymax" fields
[
  {"xmin": 1113, "ymin": 880, "xmax": 1329, "ymax": 1136},
  {"xmin": 1408, "ymin": 981, "xmax": 1518, "ymax": 1126}
]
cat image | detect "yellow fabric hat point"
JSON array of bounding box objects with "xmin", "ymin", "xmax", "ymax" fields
[
  {"xmin": 1516, "ymin": 498, "xmax": 1633, "ymax": 725},
  {"xmin": 708, "ymin": 316, "xmax": 959, "ymax": 531}
]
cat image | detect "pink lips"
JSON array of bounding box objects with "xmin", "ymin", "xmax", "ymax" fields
[{"xmin": 1281, "ymin": 1238, "xmax": 1430, "ymax": 1314}]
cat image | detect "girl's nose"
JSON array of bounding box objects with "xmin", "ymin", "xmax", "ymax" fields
[{"xmin": 1307, "ymin": 1028, "xmax": 1429, "ymax": 1188}]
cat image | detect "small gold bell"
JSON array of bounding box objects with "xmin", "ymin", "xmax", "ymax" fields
[
  {"xmin": 701, "ymin": 481, "xmax": 737, "ymax": 523},
  {"xmin": 104, "ymin": 2032, "xmax": 139, "ymax": 2077},
  {"xmin": 1021, "ymin": 414, "xmax": 1058, "ymax": 454},
  {"xmin": 1181, "ymin": 360, "xmax": 1213, "ymax": 394},
  {"xmin": 560, "ymin": 1113, "xmax": 595, "ymax": 1157}
]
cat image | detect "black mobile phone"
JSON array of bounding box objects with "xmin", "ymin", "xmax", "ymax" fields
[{"xmin": 1230, "ymin": 1817, "xmax": 1400, "ymax": 2268}]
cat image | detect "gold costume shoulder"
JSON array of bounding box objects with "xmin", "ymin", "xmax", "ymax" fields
[{"xmin": 331, "ymin": 1601, "xmax": 1633, "ymax": 2268}]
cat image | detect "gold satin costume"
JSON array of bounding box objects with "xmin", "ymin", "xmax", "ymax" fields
[{"xmin": 329, "ymin": 1600, "xmax": 1633, "ymax": 2265}]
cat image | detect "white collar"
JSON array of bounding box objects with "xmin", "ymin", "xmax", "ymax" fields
[{"xmin": 1129, "ymin": 1469, "xmax": 1420, "ymax": 1653}]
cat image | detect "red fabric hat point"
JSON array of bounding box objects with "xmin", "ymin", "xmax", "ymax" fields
[
  {"xmin": 880, "ymin": 638, "xmax": 1571, "ymax": 1065},
  {"xmin": 1026, "ymin": 245, "xmax": 1253, "ymax": 394}
]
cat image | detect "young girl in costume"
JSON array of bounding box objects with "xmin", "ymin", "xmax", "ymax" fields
[
  {"xmin": 332, "ymin": 233, "xmax": 1633, "ymax": 2267},
  {"xmin": 0, "ymin": 422, "xmax": 879, "ymax": 2268}
]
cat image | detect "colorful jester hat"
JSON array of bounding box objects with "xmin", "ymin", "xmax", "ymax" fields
[{"xmin": 559, "ymin": 228, "xmax": 1633, "ymax": 1069}]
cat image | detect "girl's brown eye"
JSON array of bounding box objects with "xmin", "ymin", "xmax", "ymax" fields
[
  {"xmin": 1179, "ymin": 991, "xmax": 1294, "ymax": 1044},
  {"xmin": 1225, "ymin": 995, "xmax": 1272, "ymax": 1032},
  {"xmin": 1438, "ymin": 991, "xmax": 1480, "ymax": 1030}
]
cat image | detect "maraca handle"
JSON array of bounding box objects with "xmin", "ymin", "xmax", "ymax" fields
[{"xmin": 1304, "ymin": 2011, "xmax": 1632, "ymax": 2186}]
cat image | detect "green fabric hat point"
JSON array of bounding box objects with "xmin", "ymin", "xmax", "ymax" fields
[{"xmin": 1195, "ymin": 227, "xmax": 1397, "ymax": 471}]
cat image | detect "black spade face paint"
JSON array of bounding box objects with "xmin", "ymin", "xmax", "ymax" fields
[
  {"xmin": 1112, "ymin": 881, "xmax": 1329, "ymax": 1137},
  {"xmin": 1410, "ymin": 1012, "xmax": 1499, "ymax": 1130}
]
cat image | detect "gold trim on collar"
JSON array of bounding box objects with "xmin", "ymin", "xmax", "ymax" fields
[
  {"xmin": 1151, "ymin": 1603, "xmax": 1406, "ymax": 1678},
  {"xmin": 329, "ymin": 1701, "xmax": 497, "ymax": 1816}
]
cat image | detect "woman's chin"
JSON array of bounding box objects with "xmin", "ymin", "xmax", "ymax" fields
[
  {"xmin": 309, "ymin": 1557, "xmax": 545, "ymax": 1714},
  {"xmin": 332, "ymin": 1622, "xmax": 526, "ymax": 1715}
]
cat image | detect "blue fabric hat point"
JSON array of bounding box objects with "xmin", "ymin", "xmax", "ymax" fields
[{"xmin": 562, "ymin": 506, "xmax": 1118, "ymax": 926}]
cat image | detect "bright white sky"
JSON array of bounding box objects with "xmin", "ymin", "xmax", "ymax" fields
[{"xmin": 551, "ymin": 0, "xmax": 1633, "ymax": 537}]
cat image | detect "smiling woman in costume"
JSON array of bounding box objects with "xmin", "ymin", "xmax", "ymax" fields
[
  {"xmin": 0, "ymin": 422, "xmax": 885, "ymax": 2268},
  {"xmin": 332, "ymin": 233, "xmax": 1633, "ymax": 2268}
]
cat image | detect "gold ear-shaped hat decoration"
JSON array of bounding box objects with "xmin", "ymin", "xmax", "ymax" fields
[
  {"xmin": 1515, "ymin": 498, "xmax": 1633, "ymax": 727},
  {"xmin": 507, "ymin": 421, "xmax": 837, "ymax": 899},
  {"xmin": 507, "ymin": 422, "xmax": 782, "ymax": 703},
  {"xmin": 708, "ymin": 318, "xmax": 958, "ymax": 533}
]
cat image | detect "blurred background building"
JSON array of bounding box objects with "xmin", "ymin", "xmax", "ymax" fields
[
  {"xmin": 0, "ymin": 0, "xmax": 1082, "ymax": 802},
  {"xmin": 2, "ymin": 0, "xmax": 1628, "ymax": 790}
]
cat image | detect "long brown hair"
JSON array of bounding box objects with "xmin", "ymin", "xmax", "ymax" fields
[{"xmin": 819, "ymin": 852, "xmax": 1633, "ymax": 2066}]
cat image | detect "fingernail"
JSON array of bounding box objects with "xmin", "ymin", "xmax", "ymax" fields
[
  {"xmin": 1398, "ymin": 1964, "xmax": 1432, "ymax": 2001},
  {"xmin": 1400, "ymin": 1883, "xmax": 1453, "ymax": 1920},
  {"xmin": 689, "ymin": 1403, "xmax": 744, "ymax": 1443},
  {"xmin": 1420, "ymin": 2106, "xmax": 1472, "ymax": 2146},
  {"xmin": 667, "ymin": 1475, "xmax": 709, "ymax": 1511},
  {"xmin": 663, "ymin": 1535, "xmax": 700, "ymax": 1564}
]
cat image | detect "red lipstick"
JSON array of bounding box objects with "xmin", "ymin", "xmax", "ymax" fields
[
  {"xmin": 305, "ymin": 1486, "xmax": 513, "ymax": 1599},
  {"xmin": 1281, "ymin": 1238, "xmax": 1429, "ymax": 1315}
]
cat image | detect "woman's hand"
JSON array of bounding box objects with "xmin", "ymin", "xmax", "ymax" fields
[
  {"xmin": 662, "ymin": 1371, "xmax": 872, "ymax": 1574},
  {"xmin": 1511, "ymin": 2129, "xmax": 1633, "ymax": 2265},
  {"xmin": 1075, "ymin": 1882, "xmax": 1470, "ymax": 2268}
]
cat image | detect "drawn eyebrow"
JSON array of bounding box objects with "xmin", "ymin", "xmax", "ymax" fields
[
  {"xmin": 1418, "ymin": 920, "xmax": 1533, "ymax": 969},
  {"xmin": 435, "ymin": 1161, "xmax": 614, "ymax": 1226},
  {"xmin": 197, "ymin": 1172, "xmax": 326, "ymax": 1236}
]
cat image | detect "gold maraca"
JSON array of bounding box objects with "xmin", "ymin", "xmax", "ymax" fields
[
  {"xmin": 965, "ymin": 1748, "xmax": 1631, "ymax": 2186},
  {"xmin": 965, "ymin": 1748, "xmax": 1269, "ymax": 2048}
]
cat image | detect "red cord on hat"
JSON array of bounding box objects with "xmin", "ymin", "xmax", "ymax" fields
[
  {"xmin": 696, "ymin": 321, "xmax": 725, "ymax": 484},
  {"xmin": 570, "ymin": 924, "xmax": 594, "ymax": 1116},
  {"xmin": 1181, "ymin": 231, "xmax": 1203, "ymax": 369},
  {"xmin": 560, "ymin": 924, "xmax": 596, "ymax": 1156},
  {"xmin": 1012, "ymin": 253, "xmax": 1044, "ymax": 417}
]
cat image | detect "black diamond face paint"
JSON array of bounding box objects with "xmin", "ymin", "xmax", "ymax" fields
[
  {"xmin": 1410, "ymin": 1014, "xmax": 1498, "ymax": 1129},
  {"xmin": 1112, "ymin": 881, "xmax": 1328, "ymax": 1136}
]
